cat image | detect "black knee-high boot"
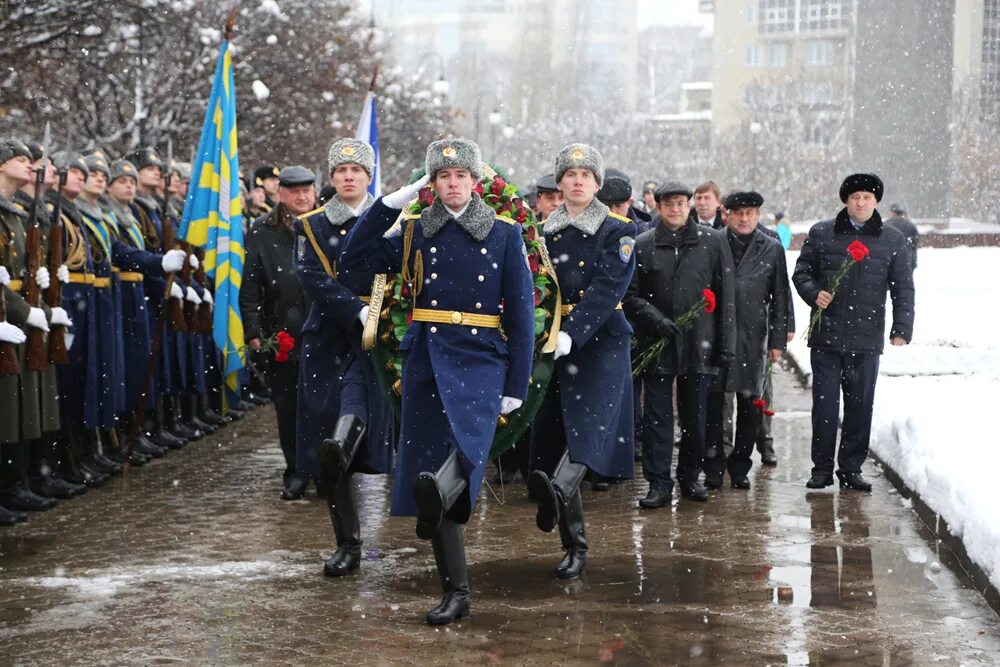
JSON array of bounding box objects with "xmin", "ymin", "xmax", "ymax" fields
[
  {"xmin": 414, "ymin": 448, "xmax": 468, "ymax": 540},
  {"xmin": 318, "ymin": 414, "xmax": 366, "ymax": 485},
  {"xmin": 554, "ymin": 489, "xmax": 588, "ymax": 579},
  {"xmin": 528, "ymin": 450, "xmax": 587, "ymax": 533},
  {"xmin": 426, "ymin": 518, "xmax": 470, "ymax": 625},
  {"xmin": 323, "ymin": 478, "xmax": 362, "ymax": 577}
]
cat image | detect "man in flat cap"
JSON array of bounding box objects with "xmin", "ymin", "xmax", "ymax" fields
[
  {"xmin": 533, "ymin": 173, "xmax": 563, "ymax": 222},
  {"xmin": 528, "ymin": 143, "xmax": 636, "ymax": 579},
  {"xmin": 293, "ymin": 140, "xmax": 393, "ymax": 582},
  {"xmin": 793, "ymin": 173, "xmax": 914, "ymax": 492},
  {"xmin": 342, "ymin": 137, "xmax": 534, "ymax": 625},
  {"xmin": 623, "ymin": 179, "xmax": 735, "ymax": 507},
  {"xmin": 703, "ymin": 191, "xmax": 790, "ymax": 490},
  {"xmin": 253, "ymin": 165, "xmax": 280, "ymax": 212},
  {"xmin": 241, "ymin": 166, "xmax": 314, "ymax": 501}
]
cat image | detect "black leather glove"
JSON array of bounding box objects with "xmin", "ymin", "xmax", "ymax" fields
[{"xmin": 655, "ymin": 317, "xmax": 680, "ymax": 338}]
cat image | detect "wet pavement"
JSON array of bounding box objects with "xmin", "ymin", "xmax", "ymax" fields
[{"xmin": 1, "ymin": 366, "xmax": 999, "ymax": 666}]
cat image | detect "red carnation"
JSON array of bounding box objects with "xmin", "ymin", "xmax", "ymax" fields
[
  {"xmin": 418, "ymin": 186, "xmax": 435, "ymax": 209},
  {"xmin": 847, "ymin": 239, "xmax": 870, "ymax": 263},
  {"xmin": 276, "ymin": 331, "xmax": 296, "ymax": 354},
  {"xmin": 763, "ymin": 409, "xmax": 776, "ymax": 417},
  {"xmin": 275, "ymin": 349, "xmax": 290, "ymax": 363},
  {"xmin": 702, "ymin": 288, "xmax": 717, "ymax": 313},
  {"xmin": 752, "ymin": 397, "xmax": 767, "ymax": 409}
]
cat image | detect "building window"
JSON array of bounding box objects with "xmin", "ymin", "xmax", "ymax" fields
[
  {"xmin": 800, "ymin": 0, "xmax": 850, "ymax": 32},
  {"xmin": 767, "ymin": 42, "xmax": 788, "ymax": 67},
  {"xmin": 804, "ymin": 40, "xmax": 835, "ymax": 66},
  {"xmin": 759, "ymin": 0, "xmax": 795, "ymax": 33},
  {"xmin": 746, "ymin": 4, "xmax": 756, "ymax": 25},
  {"xmin": 745, "ymin": 44, "xmax": 762, "ymax": 67}
]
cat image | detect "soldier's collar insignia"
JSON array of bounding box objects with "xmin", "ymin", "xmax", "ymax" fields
[{"xmin": 442, "ymin": 146, "xmax": 457, "ymax": 158}]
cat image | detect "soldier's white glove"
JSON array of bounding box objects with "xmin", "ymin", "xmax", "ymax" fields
[
  {"xmin": 25, "ymin": 307, "xmax": 50, "ymax": 332},
  {"xmin": 0, "ymin": 266, "xmax": 11, "ymax": 286},
  {"xmin": 358, "ymin": 305, "xmax": 370, "ymax": 325},
  {"xmin": 0, "ymin": 322, "xmax": 26, "ymax": 344},
  {"xmin": 57, "ymin": 264, "xmax": 70, "ymax": 284},
  {"xmin": 553, "ymin": 331, "xmax": 572, "ymax": 360},
  {"xmin": 499, "ymin": 396, "xmax": 523, "ymax": 415},
  {"xmin": 189, "ymin": 254, "xmax": 200, "ymax": 269},
  {"xmin": 49, "ymin": 307, "xmax": 72, "ymax": 327},
  {"xmin": 185, "ymin": 286, "xmax": 202, "ymax": 305},
  {"xmin": 161, "ymin": 249, "xmax": 186, "ymax": 273},
  {"xmin": 382, "ymin": 174, "xmax": 430, "ymax": 209},
  {"xmin": 202, "ymin": 289, "xmax": 214, "ymax": 306},
  {"xmin": 170, "ymin": 281, "xmax": 184, "ymax": 300},
  {"xmin": 35, "ymin": 267, "xmax": 51, "ymax": 290}
]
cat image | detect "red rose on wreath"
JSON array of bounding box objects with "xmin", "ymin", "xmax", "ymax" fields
[
  {"xmin": 474, "ymin": 182, "xmax": 484, "ymax": 197},
  {"xmin": 528, "ymin": 253, "xmax": 540, "ymax": 274},
  {"xmin": 847, "ymin": 239, "xmax": 870, "ymax": 262},
  {"xmin": 534, "ymin": 286, "xmax": 543, "ymax": 306},
  {"xmin": 524, "ymin": 221, "xmax": 537, "ymax": 241},
  {"xmin": 490, "ymin": 176, "xmax": 505, "ymax": 197},
  {"xmin": 702, "ymin": 288, "xmax": 717, "ymax": 313}
]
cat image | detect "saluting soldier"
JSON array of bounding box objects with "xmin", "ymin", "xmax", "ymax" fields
[
  {"xmin": 527, "ymin": 144, "xmax": 637, "ymax": 580},
  {"xmin": 290, "ymin": 142, "xmax": 393, "ymax": 574},
  {"xmin": 341, "ymin": 138, "xmax": 534, "ymax": 625},
  {"xmin": 703, "ymin": 191, "xmax": 790, "ymax": 490}
]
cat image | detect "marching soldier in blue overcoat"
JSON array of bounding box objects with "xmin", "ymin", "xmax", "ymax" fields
[
  {"xmin": 291, "ymin": 143, "xmax": 394, "ymax": 578},
  {"xmin": 527, "ymin": 143, "xmax": 637, "ymax": 580},
  {"xmin": 341, "ymin": 138, "xmax": 535, "ymax": 625}
]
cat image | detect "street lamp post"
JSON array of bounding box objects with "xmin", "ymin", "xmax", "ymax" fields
[
  {"xmin": 474, "ymin": 91, "xmax": 503, "ymax": 153},
  {"xmin": 418, "ymin": 51, "xmax": 450, "ymax": 98},
  {"xmin": 749, "ymin": 121, "xmax": 763, "ymax": 188}
]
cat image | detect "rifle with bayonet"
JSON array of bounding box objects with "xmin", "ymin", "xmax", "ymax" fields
[
  {"xmin": 45, "ymin": 153, "xmax": 69, "ymax": 365},
  {"xmin": 23, "ymin": 124, "xmax": 51, "ymax": 371},
  {"xmin": 160, "ymin": 139, "xmax": 187, "ymax": 333}
]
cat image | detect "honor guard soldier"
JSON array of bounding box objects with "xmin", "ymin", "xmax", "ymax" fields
[
  {"xmin": 527, "ymin": 144, "xmax": 637, "ymax": 579},
  {"xmin": 240, "ymin": 165, "xmax": 313, "ymax": 500},
  {"xmin": 623, "ymin": 180, "xmax": 736, "ymax": 507},
  {"xmin": 341, "ymin": 138, "xmax": 535, "ymax": 625},
  {"xmin": 103, "ymin": 159, "xmax": 187, "ymax": 463},
  {"xmin": 290, "ymin": 143, "xmax": 394, "ymax": 577},
  {"xmin": 703, "ymin": 191, "xmax": 790, "ymax": 490},
  {"xmin": 0, "ymin": 138, "xmax": 71, "ymax": 518},
  {"xmin": 793, "ymin": 174, "xmax": 914, "ymax": 492}
]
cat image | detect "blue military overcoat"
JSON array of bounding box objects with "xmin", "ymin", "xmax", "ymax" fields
[
  {"xmin": 341, "ymin": 195, "xmax": 535, "ymax": 519},
  {"xmin": 530, "ymin": 199, "xmax": 637, "ymax": 479},
  {"xmin": 293, "ymin": 196, "xmax": 394, "ymax": 481}
]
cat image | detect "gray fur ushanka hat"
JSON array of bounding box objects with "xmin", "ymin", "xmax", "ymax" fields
[
  {"xmin": 424, "ymin": 138, "xmax": 482, "ymax": 181},
  {"xmin": 555, "ymin": 143, "xmax": 604, "ymax": 187},
  {"xmin": 328, "ymin": 138, "xmax": 375, "ymax": 177}
]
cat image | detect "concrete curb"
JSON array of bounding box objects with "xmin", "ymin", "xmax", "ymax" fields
[{"xmin": 782, "ymin": 349, "xmax": 1000, "ymax": 617}]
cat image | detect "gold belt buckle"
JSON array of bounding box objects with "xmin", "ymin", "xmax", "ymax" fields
[{"xmin": 450, "ymin": 311, "xmax": 463, "ymax": 324}]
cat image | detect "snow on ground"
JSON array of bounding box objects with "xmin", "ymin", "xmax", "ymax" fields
[{"xmin": 784, "ymin": 247, "xmax": 1000, "ymax": 591}]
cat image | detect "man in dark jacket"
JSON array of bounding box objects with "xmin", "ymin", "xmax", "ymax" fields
[
  {"xmin": 240, "ymin": 166, "xmax": 313, "ymax": 499},
  {"xmin": 793, "ymin": 173, "xmax": 914, "ymax": 491},
  {"xmin": 885, "ymin": 203, "xmax": 918, "ymax": 271},
  {"xmin": 703, "ymin": 192, "xmax": 790, "ymax": 490},
  {"xmin": 624, "ymin": 180, "xmax": 736, "ymax": 506}
]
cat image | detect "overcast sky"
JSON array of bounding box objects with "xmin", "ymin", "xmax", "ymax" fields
[{"xmin": 637, "ymin": 0, "xmax": 714, "ymax": 29}]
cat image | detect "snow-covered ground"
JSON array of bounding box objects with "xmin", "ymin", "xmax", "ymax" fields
[{"xmin": 785, "ymin": 247, "xmax": 1000, "ymax": 592}]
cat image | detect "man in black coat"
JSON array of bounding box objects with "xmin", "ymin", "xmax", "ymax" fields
[
  {"xmin": 240, "ymin": 166, "xmax": 314, "ymax": 499},
  {"xmin": 793, "ymin": 173, "xmax": 914, "ymax": 491},
  {"xmin": 624, "ymin": 180, "xmax": 736, "ymax": 506},
  {"xmin": 703, "ymin": 192, "xmax": 790, "ymax": 490}
]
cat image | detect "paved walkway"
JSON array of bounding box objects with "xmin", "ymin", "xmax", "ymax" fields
[{"xmin": 1, "ymin": 366, "xmax": 998, "ymax": 665}]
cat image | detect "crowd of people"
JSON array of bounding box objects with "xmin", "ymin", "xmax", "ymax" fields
[{"xmin": 1, "ymin": 131, "xmax": 916, "ymax": 627}]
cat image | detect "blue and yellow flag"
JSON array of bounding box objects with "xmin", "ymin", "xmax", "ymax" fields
[{"xmin": 179, "ymin": 38, "xmax": 245, "ymax": 401}]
